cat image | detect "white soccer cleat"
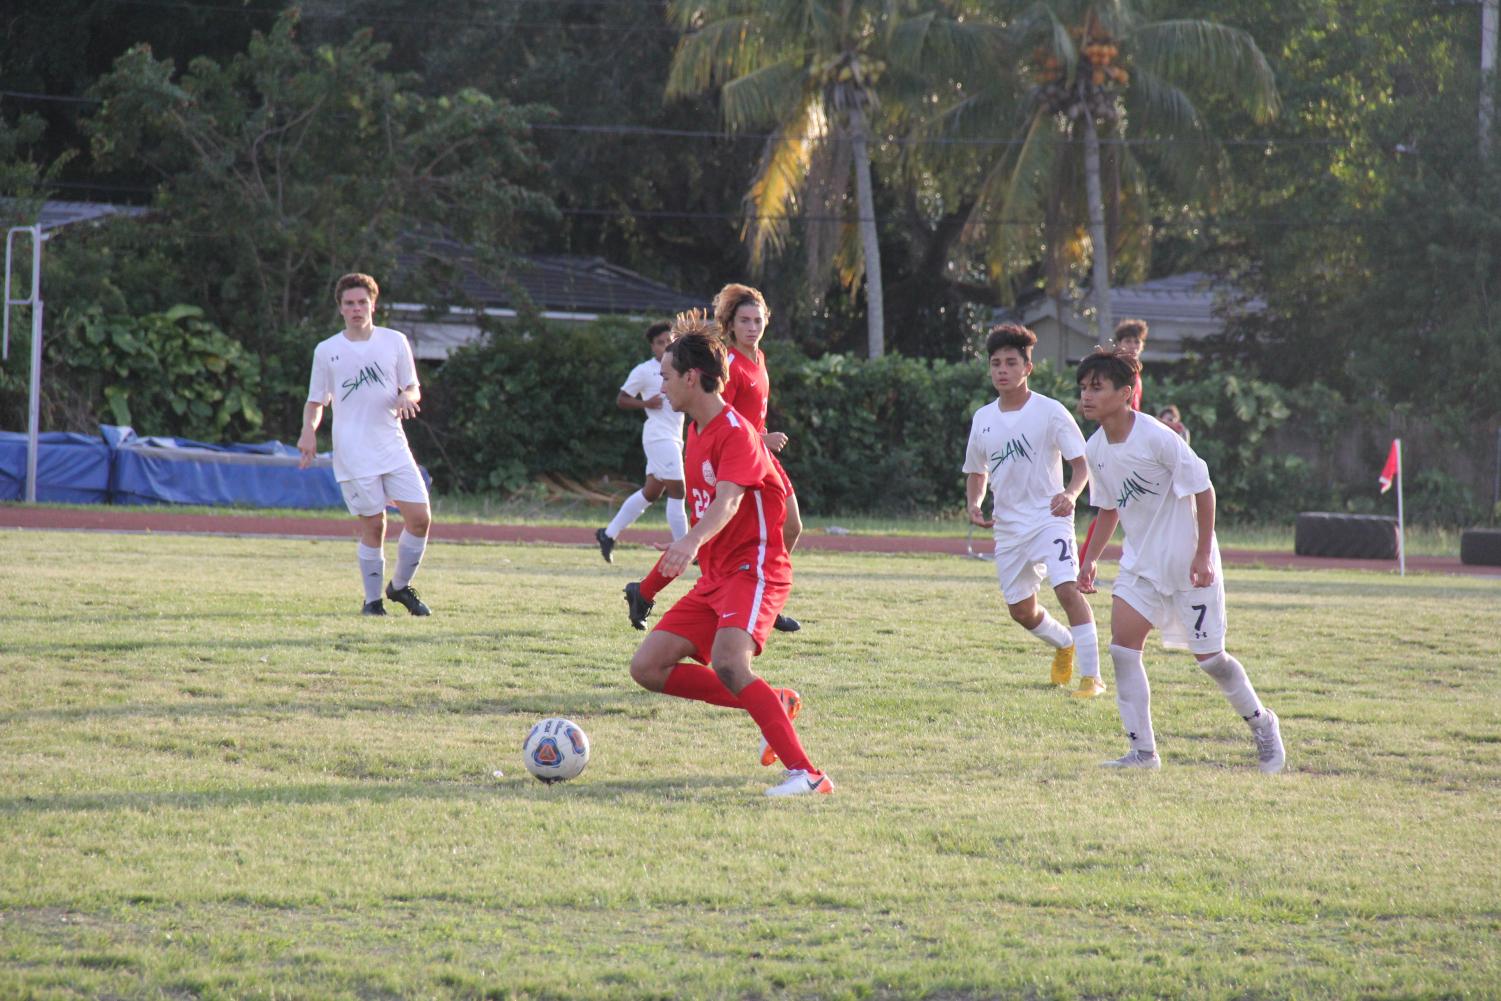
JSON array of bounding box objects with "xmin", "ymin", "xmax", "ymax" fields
[
  {"xmin": 1100, "ymin": 749, "xmax": 1161, "ymax": 770},
  {"xmin": 1249, "ymin": 708, "xmax": 1285, "ymax": 774},
  {"xmin": 764, "ymin": 768, "xmax": 835, "ymax": 797}
]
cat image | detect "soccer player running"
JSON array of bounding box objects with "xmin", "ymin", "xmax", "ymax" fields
[
  {"xmin": 964, "ymin": 324, "xmax": 1105, "ymax": 698},
  {"xmin": 714, "ymin": 283, "xmax": 803, "ymax": 634},
  {"xmin": 1075, "ymin": 349, "xmax": 1285, "ymax": 772},
  {"xmin": 595, "ymin": 321, "xmax": 688, "ymax": 562},
  {"xmin": 298, "ymin": 273, "xmax": 433, "ymax": 617},
  {"xmin": 626, "ymin": 313, "xmax": 832, "ymax": 797}
]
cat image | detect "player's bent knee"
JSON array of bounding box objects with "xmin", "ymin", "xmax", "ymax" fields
[
  {"xmin": 711, "ymin": 661, "xmax": 754, "ymax": 695},
  {"xmin": 628, "ymin": 652, "xmax": 671, "ymax": 692}
]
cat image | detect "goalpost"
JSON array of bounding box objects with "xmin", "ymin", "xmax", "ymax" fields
[{"xmin": 3, "ymin": 224, "xmax": 44, "ymax": 503}]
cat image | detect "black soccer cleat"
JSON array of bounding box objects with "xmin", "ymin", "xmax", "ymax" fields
[
  {"xmin": 385, "ymin": 582, "xmax": 431, "ymax": 616},
  {"xmin": 362, "ymin": 599, "xmax": 388, "ymax": 616},
  {"xmin": 773, "ymin": 613, "xmax": 801, "ymax": 633},
  {"xmin": 623, "ymin": 581, "xmax": 654, "ymax": 630},
  {"xmin": 595, "ymin": 527, "xmax": 616, "ymax": 564}
]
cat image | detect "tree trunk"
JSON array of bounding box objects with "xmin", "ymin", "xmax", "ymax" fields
[
  {"xmin": 849, "ymin": 104, "xmax": 886, "ymax": 359},
  {"xmin": 1081, "ymin": 112, "xmax": 1113, "ymax": 348}
]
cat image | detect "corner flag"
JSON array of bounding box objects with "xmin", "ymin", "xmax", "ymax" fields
[{"xmin": 1378, "ymin": 439, "xmax": 1400, "ymax": 494}]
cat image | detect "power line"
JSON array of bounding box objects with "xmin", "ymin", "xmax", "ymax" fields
[
  {"xmin": 29, "ymin": 180, "xmax": 1430, "ymax": 230},
  {"xmin": 88, "ymin": 0, "xmax": 683, "ymax": 32},
  {"xmin": 1, "ymin": 92, "xmax": 1351, "ymax": 148}
]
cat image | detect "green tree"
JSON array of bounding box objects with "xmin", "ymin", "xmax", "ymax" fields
[
  {"xmin": 665, "ymin": 0, "xmax": 989, "ymax": 358},
  {"xmin": 80, "ymin": 9, "xmax": 554, "ymax": 434},
  {"xmin": 940, "ymin": 0, "xmax": 1278, "ymax": 343}
]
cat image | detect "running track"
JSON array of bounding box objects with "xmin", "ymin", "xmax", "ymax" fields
[{"xmin": 3, "ymin": 505, "xmax": 1497, "ymax": 577}]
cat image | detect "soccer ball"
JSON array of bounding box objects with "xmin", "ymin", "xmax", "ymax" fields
[{"xmin": 521, "ymin": 717, "xmax": 590, "ymax": 784}]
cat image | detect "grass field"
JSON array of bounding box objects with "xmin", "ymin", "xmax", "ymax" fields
[{"xmin": 2, "ymin": 531, "xmax": 1498, "ymax": 999}]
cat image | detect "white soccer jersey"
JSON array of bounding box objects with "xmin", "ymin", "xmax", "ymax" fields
[
  {"xmin": 1085, "ymin": 412, "xmax": 1217, "ymax": 591},
  {"xmin": 307, "ymin": 326, "xmax": 420, "ymax": 482},
  {"xmin": 621, "ymin": 357, "xmax": 684, "ymax": 445},
  {"xmin": 962, "ymin": 392, "xmax": 1087, "ymax": 540}
]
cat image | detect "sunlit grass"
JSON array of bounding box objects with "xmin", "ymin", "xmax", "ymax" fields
[{"xmin": 2, "ymin": 530, "xmax": 1497, "ymax": 998}]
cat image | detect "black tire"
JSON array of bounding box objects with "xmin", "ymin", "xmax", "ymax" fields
[
  {"xmin": 1460, "ymin": 528, "xmax": 1501, "ymax": 566},
  {"xmin": 1294, "ymin": 512, "xmax": 1399, "ymax": 559}
]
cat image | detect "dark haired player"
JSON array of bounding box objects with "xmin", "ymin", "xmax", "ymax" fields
[
  {"xmin": 596, "ymin": 321, "xmax": 687, "ymax": 562},
  {"xmin": 964, "ymin": 324, "xmax": 1104, "ymax": 697},
  {"xmin": 1076, "ymin": 349, "xmax": 1284, "ymax": 772},
  {"xmin": 624, "ymin": 312, "xmax": 832, "ymax": 797}
]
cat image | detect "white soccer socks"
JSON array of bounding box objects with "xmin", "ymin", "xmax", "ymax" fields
[
  {"xmin": 665, "ymin": 496, "xmax": 688, "ymax": 540},
  {"xmin": 356, "ymin": 542, "xmax": 385, "ymax": 603},
  {"xmin": 391, "ymin": 530, "xmax": 428, "ymax": 591},
  {"xmin": 605, "ymin": 490, "xmax": 653, "ymax": 540},
  {"xmin": 1197, "ymin": 652, "xmax": 1264, "ymax": 720},
  {"xmin": 1109, "ymin": 644, "xmax": 1156, "ymax": 756},
  {"xmin": 1070, "ymin": 621, "xmax": 1101, "ymax": 678},
  {"xmin": 1028, "ymin": 611, "xmax": 1074, "ymax": 649}
]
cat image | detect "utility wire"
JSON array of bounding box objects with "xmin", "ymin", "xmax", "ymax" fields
[{"xmin": 2, "ymin": 91, "xmax": 1352, "ymax": 148}]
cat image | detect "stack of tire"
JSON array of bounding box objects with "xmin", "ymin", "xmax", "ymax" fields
[
  {"xmin": 1460, "ymin": 528, "xmax": 1501, "ymax": 566},
  {"xmin": 1294, "ymin": 513, "xmax": 1398, "ymax": 559}
]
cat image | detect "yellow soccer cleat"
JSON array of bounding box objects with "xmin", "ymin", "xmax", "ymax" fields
[
  {"xmin": 1072, "ymin": 675, "xmax": 1108, "ymax": 699},
  {"xmin": 1050, "ymin": 645, "xmax": 1075, "ymax": 687}
]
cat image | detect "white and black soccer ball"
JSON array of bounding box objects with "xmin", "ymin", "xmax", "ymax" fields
[{"xmin": 521, "ymin": 717, "xmax": 590, "ymax": 784}]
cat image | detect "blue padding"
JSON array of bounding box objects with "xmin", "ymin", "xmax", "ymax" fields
[
  {"xmin": 0, "ymin": 431, "xmax": 112, "ymax": 503},
  {"xmin": 1, "ymin": 425, "xmax": 430, "ymax": 509},
  {"xmin": 110, "ymin": 436, "xmax": 347, "ymax": 508}
]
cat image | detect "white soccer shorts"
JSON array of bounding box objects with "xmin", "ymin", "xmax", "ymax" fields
[
  {"xmin": 993, "ymin": 518, "xmax": 1080, "ymax": 605},
  {"xmin": 339, "ymin": 459, "xmax": 429, "ymax": 517},
  {"xmin": 1112, "ymin": 568, "xmax": 1228, "ymax": 655},
  {"xmin": 643, "ymin": 438, "xmax": 685, "ymax": 481}
]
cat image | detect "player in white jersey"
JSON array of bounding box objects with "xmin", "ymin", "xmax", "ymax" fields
[
  {"xmin": 298, "ymin": 273, "xmax": 433, "ymax": 617},
  {"xmin": 596, "ymin": 321, "xmax": 687, "ymax": 562},
  {"xmin": 963, "ymin": 324, "xmax": 1105, "ymax": 698},
  {"xmin": 1075, "ymin": 349, "xmax": 1284, "ymax": 772}
]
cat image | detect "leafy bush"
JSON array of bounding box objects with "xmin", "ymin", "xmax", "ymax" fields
[
  {"xmin": 421, "ymin": 322, "xmax": 1485, "ymax": 523},
  {"xmin": 0, "ymin": 304, "xmax": 263, "ymax": 440},
  {"xmin": 422, "ymin": 317, "xmax": 648, "ymax": 492}
]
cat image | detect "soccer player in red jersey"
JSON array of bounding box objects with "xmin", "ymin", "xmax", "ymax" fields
[
  {"xmin": 713, "ymin": 283, "xmax": 803, "ymax": 633},
  {"xmin": 625, "ymin": 313, "xmax": 832, "ymax": 797}
]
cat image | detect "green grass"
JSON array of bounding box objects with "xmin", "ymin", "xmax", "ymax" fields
[{"xmin": 2, "ymin": 532, "xmax": 1498, "ymax": 999}]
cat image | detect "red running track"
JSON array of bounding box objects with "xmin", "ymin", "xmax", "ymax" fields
[{"xmin": 2, "ymin": 504, "xmax": 1496, "ymax": 577}]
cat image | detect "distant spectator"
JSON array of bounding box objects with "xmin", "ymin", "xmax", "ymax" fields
[{"xmin": 1157, "ymin": 404, "xmax": 1191, "ymax": 444}]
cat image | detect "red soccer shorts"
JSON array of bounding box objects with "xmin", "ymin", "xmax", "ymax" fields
[{"xmin": 653, "ymin": 567, "xmax": 791, "ymax": 663}]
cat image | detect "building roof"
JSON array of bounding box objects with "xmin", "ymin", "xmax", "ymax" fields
[
  {"xmin": 24, "ymin": 199, "xmax": 147, "ymax": 234},
  {"xmin": 396, "ymin": 241, "xmax": 702, "ymax": 318}
]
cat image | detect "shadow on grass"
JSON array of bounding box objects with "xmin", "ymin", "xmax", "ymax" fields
[
  {"xmin": 0, "ymin": 688, "xmax": 651, "ymax": 726},
  {"xmin": 0, "ymin": 774, "xmax": 751, "ymax": 815}
]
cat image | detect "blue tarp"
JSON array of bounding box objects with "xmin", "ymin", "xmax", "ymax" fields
[
  {"xmin": 0, "ymin": 431, "xmax": 112, "ymax": 503},
  {"xmin": 0, "ymin": 426, "xmax": 429, "ymax": 509},
  {"xmin": 110, "ymin": 430, "xmax": 345, "ymax": 508}
]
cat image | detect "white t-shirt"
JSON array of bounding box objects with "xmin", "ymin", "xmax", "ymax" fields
[
  {"xmin": 962, "ymin": 392, "xmax": 1087, "ymax": 540},
  {"xmin": 1085, "ymin": 412, "xmax": 1217, "ymax": 591},
  {"xmin": 621, "ymin": 357, "xmax": 684, "ymax": 445},
  {"xmin": 307, "ymin": 326, "xmax": 420, "ymax": 482}
]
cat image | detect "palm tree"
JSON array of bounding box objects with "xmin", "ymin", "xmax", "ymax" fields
[
  {"xmin": 935, "ymin": 1, "xmax": 1279, "ymax": 347},
  {"xmin": 666, "ymin": 1, "xmax": 988, "ymax": 358}
]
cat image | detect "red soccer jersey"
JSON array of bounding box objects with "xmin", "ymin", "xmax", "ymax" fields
[
  {"xmin": 1130, "ymin": 371, "xmax": 1143, "ymax": 411},
  {"xmin": 721, "ymin": 346, "xmax": 770, "ymax": 433},
  {"xmin": 685, "ymin": 404, "xmax": 791, "ymax": 584}
]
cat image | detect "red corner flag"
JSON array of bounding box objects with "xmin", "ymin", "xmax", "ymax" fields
[{"xmin": 1378, "ymin": 439, "xmax": 1399, "ymax": 494}]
